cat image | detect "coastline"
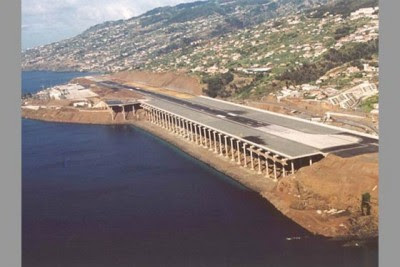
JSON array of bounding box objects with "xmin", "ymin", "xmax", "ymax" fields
[{"xmin": 21, "ymin": 108, "xmax": 378, "ymax": 242}]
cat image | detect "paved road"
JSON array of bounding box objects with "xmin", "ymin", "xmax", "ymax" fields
[{"xmin": 98, "ymin": 81, "xmax": 379, "ymax": 159}]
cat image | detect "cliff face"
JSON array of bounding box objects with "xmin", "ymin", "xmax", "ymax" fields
[{"xmin": 275, "ymin": 153, "xmax": 378, "ymax": 238}]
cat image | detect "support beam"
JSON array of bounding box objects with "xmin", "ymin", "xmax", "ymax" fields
[
  {"xmin": 291, "ymin": 161, "xmax": 295, "ymax": 175},
  {"xmin": 213, "ymin": 131, "xmax": 218, "ymax": 153},
  {"xmin": 230, "ymin": 138, "xmax": 235, "ymax": 161},
  {"xmin": 122, "ymin": 106, "xmax": 126, "ymax": 120},
  {"xmin": 250, "ymin": 146, "xmax": 254, "ymax": 170},
  {"xmin": 265, "ymin": 158, "xmax": 270, "ymax": 178},
  {"xmin": 189, "ymin": 122, "xmax": 194, "ymax": 142},
  {"xmin": 194, "ymin": 124, "xmax": 199, "ymax": 144},
  {"xmin": 243, "ymin": 143, "xmax": 247, "ymax": 168},
  {"xmin": 207, "ymin": 129, "xmax": 213, "ymax": 150},
  {"xmin": 218, "ymin": 133, "xmax": 223, "ymax": 156},
  {"xmin": 257, "ymin": 149, "xmax": 262, "ymax": 174},
  {"xmin": 203, "ymin": 127, "xmax": 207, "ymax": 147},
  {"xmin": 224, "ymin": 136, "xmax": 229, "ymax": 158},
  {"xmin": 236, "ymin": 140, "xmax": 241, "ymax": 165}
]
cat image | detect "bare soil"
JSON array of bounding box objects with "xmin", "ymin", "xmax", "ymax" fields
[{"xmin": 108, "ymin": 71, "xmax": 204, "ymax": 95}]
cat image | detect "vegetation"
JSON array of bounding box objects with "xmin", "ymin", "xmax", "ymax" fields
[
  {"xmin": 360, "ymin": 95, "xmax": 379, "ymax": 112},
  {"xmin": 308, "ymin": 0, "xmax": 378, "ymax": 18},
  {"xmin": 203, "ymin": 72, "xmax": 234, "ymax": 98},
  {"xmin": 278, "ymin": 39, "xmax": 378, "ymax": 84}
]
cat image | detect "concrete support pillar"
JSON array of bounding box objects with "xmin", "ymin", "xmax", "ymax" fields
[
  {"xmin": 230, "ymin": 138, "xmax": 235, "ymax": 161},
  {"xmin": 149, "ymin": 109, "xmax": 152, "ymax": 123},
  {"xmin": 202, "ymin": 127, "xmax": 207, "ymax": 147},
  {"xmin": 213, "ymin": 131, "xmax": 218, "ymax": 153},
  {"xmin": 163, "ymin": 113, "xmax": 167, "ymax": 129},
  {"xmin": 282, "ymin": 163, "xmax": 286, "ymax": 177},
  {"xmin": 224, "ymin": 136, "xmax": 229, "ymax": 158},
  {"xmin": 168, "ymin": 114, "xmax": 172, "ymax": 131},
  {"xmin": 243, "ymin": 144, "xmax": 247, "ymax": 168},
  {"xmin": 250, "ymin": 146, "xmax": 254, "ymax": 170},
  {"xmin": 207, "ymin": 129, "xmax": 213, "ymax": 150},
  {"xmin": 173, "ymin": 117, "xmax": 177, "ymax": 133},
  {"xmin": 161, "ymin": 112, "xmax": 165, "ymax": 128},
  {"xmin": 185, "ymin": 121, "xmax": 189, "ymax": 139},
  {"xmin": 291, "ymin": 161, "xmax": 295, "ymax": 175},
  {"xmin": 189, "ymin": 122, "xmax": 194, "ymax": 142},
  {"xmin": 179, "ymin": 119, "xmax": 184, "ymax": 136},
  {"xmin": 122, "ymin": 106, "xmax": 126, "ymax": 120},
  {"xmin": 194, "ymin": 125, "xmax": 199, "ymax": 144},
  {"xmin": 309, "ymin": 157, "xmax": 313, "ymax": 166},
  {"xmin": 156, "ymin": 110, "xmax": 160, "ymax": 126},
  {"xmin": 273, "ymin": 158, "xmax": 278, "ymax": 181},
  {"xmin": 257, "ymin": 150, "xmax": 262, "ymax": 174},
  {"xmin": 265, "ymin": 157, "xmax": 270, "ymax": 178},
  {"xmin": 218, "ymin": 134, "xmax": 223, "ymax": 156},
  {"xmin": 198, "ymin": 126, "xmax": 203, "ymax": 145},
  {"xmin": 236, "ymin": 140, "xmax": 241, "ymax": 165}
]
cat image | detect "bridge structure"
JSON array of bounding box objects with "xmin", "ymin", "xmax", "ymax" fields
[{"xmin": 98, "ymin": 80, "xmax": 379, "ymax": 181}]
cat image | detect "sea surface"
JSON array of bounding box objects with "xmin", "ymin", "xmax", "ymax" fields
[{"xmin": 22, "ymin": 71, "xmax": 378, "ymax": 267}]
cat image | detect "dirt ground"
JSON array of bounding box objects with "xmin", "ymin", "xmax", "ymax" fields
[{"xmin": 108, "ymin": 70, "xmax": 204, "ymax": 96}]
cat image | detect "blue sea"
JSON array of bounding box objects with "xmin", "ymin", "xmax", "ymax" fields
[{"xmin": 22, "ymin": 71, "xmax": 378, "ymax": 267}]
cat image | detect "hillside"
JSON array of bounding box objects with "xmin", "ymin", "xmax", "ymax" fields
[
  {"xmin": 22, "ymin": 0, "xmax": 328, "ymax": 72},
  {"xmin": 22, "ymin": 0, "xmax": 379, "ymax": 113}
]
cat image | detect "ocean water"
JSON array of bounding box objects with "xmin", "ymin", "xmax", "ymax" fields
[
  {"xmin": 22, "ymin": 71, "xmax": 378, "ymax": 267},
  {"xmin": 22, "ymin": 70, "xmax": 96, "ymax": 94}
]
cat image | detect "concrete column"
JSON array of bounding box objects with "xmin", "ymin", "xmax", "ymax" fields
[
  {"xmin": 282, "ymin": 163, "xmax": 286, "ymax": 177},
  {"xmin": 182, "ymin": 119, "xmax": 186, "ymax": 137},
  {"xmin": 189, "ymin": 122, "xmax": 194, "ymax": 142},
  {"xmin": 122, "ymin": 106, "xmax": 126, "ymax": 120},
  {"xmin": 309, "ymin": 157, "xmax": 313, "ymax": 166},
  {"xmin": 168, "ymin": 114, "xmax": 172, "ymax": 131},
  {"xmin": 179, "ymin": 119, "xmax": 184, "ymax": 136},
  {"xmin": 148, "ymin": 109, "xmax": 152, "ymax": 123},
  {"xmin": 156, "ymin": 110, "xmax": 160, "ymax": 125},
  {"xmin": 218, "ymin": 134, "xmax": 223, "ymax": 156},
  {"xmin": 172, "ymin": 116, "xmax": 176, "ymax": 133},
  {"xmin": 265, "ymin": 157, "xmax": 270, "ymax": 178},
  {"xmin": 185, "ymin": 121, "xmax": 189, "ymax": 139},
  {"xmin": 291, "ymin": 161, "xmax": 295, "ymax": 175},
  {"xmin": 203, "ymin": 127, "xmax": 207, "ymax": 147},
  {"xmin": 230, "ymin": 138, "xmax": 235, "ymax": 161},
  {"xmin": 236, "ymin": 140, "xmax": 241, "ymax": 165},
  {"xmin": 258, "ymin": 150, "xmax": 262, "ymax": 174},
  {"xmin": 224, "ymin": 136, "xmax": 229, "ymax": 158},
  {"xmin": 207, "ymin": 129, "xmax": 213, "ymax": 150},
  {"xmin": 243, "ymin": 143, "xmax": 247, "ymax": 168},
  {"xmin": 198, "ymin": 126, "xmax": 203, "ymax": 145},
  {"xmin": 161, "ymin": 112, "xmax": 165, "ymax": 128},
  {"xmin": 194, "ymin": 124, "xmax": 199, "ymax": 144},
  {"xmin": 175, "ymin": 117, "xmax": 179, "ymax": 134},
  {"xmin": 163, "ymin": 113, "xmax": 167, "ymax": 129},
  {"xmin": 250, "ymin": 146, "xmax": 254, "ymax": 170},
  {"xmin": 273, "ymin": 158, "xmax": 278, "ymax": 181},
  {"xmin": 213, "ymin": 131, "xmax": 218, "ymax": 153}
]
